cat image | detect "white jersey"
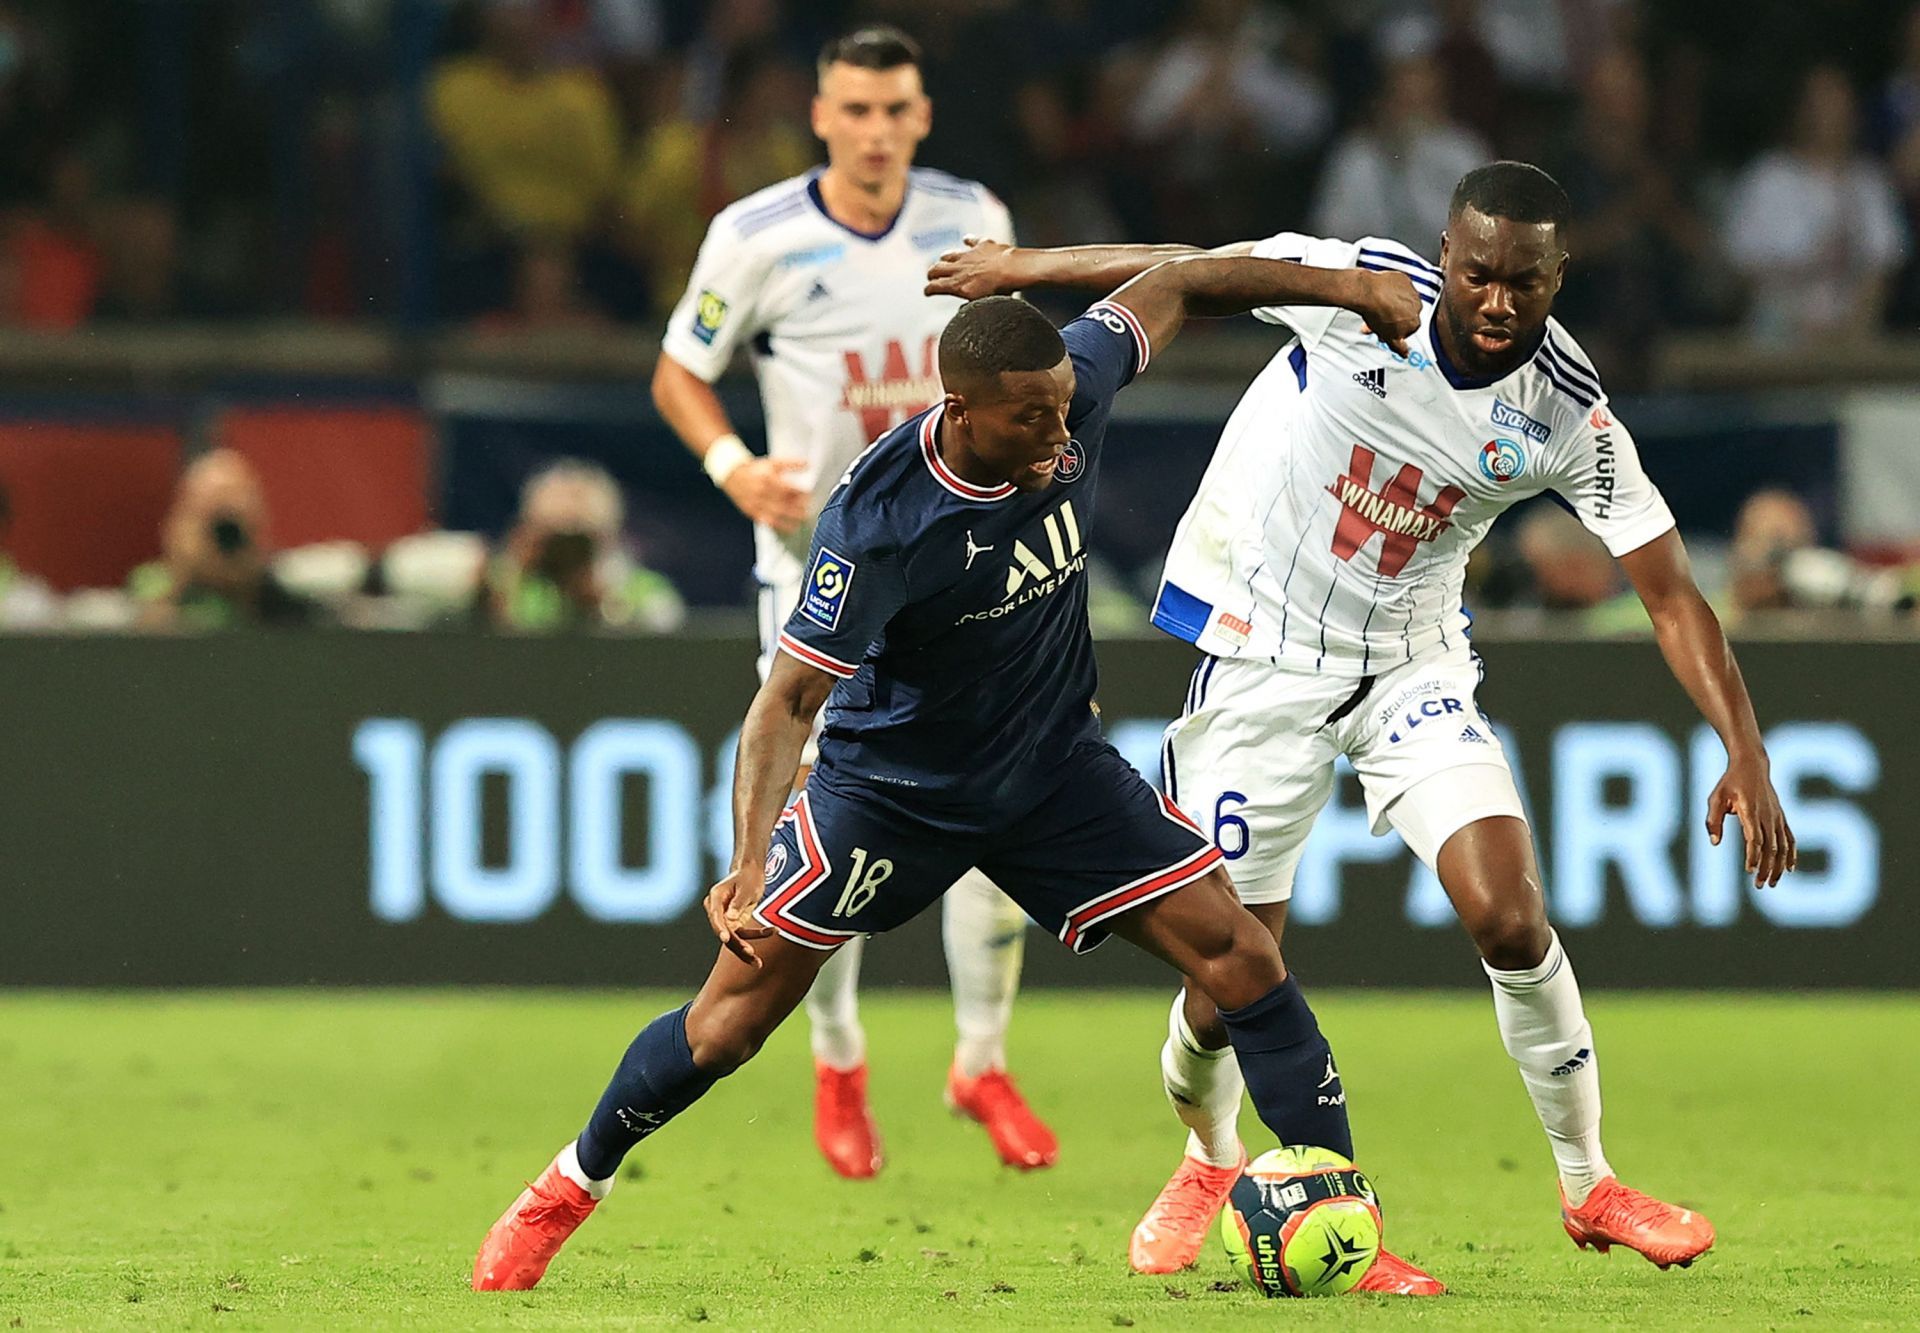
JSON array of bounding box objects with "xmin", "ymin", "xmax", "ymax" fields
[
  {"xmin": 662, "ymin": 167, "xmax": 1014, "ymax": 585},
  {"xmin": 1154, "ymin": 232, "xmax": 1675, "ymax": 675}
]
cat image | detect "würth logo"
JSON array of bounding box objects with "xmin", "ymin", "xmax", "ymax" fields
[
  {"xmin": 1351, "ymin": 367, "xmax": 1386, "ymax": 399},
  {"xmin": 1327, "ymin": 443, "xmax": 1466, "ymax": 576}
]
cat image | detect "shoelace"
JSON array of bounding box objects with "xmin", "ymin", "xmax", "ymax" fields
[
  {"xmin": 518, "ymin": 1183, "xmax": 590, "ymax": 1229},
  {"xmin": 1151, "ymin": 1164, "xmax": 1234, "ymax": 1234},
  {"xmin": 1594, "ymin": 1185, "xmax": 1673, "ymax": 1234}
]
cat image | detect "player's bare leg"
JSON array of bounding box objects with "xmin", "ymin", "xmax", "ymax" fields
[
  {"xmin": 1130, "ymin": 897, "xmax": 1443, "ymax": 1292},
  {"xmin": 1438, "ymin": 814, "xmax": 1714, "ymax": 1268},
  {"xmin": 942, "ymin": 869, "xmax": 1057, "ymax": 1169},
  {"xmin": 473, "ymin": 937, "xmax": 833, "ymax": 1291}
]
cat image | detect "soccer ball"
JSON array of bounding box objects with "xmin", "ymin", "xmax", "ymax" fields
[{"xmin": 1218, "ymin": 1146, "xmax": 1383, "ymax": 1297}]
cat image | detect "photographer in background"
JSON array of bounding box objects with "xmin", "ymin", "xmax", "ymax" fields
[
  {"xmin": 130, "ymin": 450, "xmax": 321, "ymax": 631},
  {"xmin": 1728, "ymin": 489, "xmax": 1911, "ymax": 620},
  {"xmin": 479, "ymin": 459, "xmax": 684, "ymax": 632}
]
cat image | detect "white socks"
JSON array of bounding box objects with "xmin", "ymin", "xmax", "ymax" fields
[
  {"xmin": 1484, "ymin": 930, "xmax": 1612, "ymax": 1205},
  {"xmin": 804, "ymin": 870, "xmax": 1028, "ymax": 1076},
  {"xmin": 943, "ymin": 868, "xmax": 1029, "ymax": 1078},
  {"xmin": 556, "ymin": 1139, "xmax": 614, "ymax": 1199},
  {"xmin": 804, "ymin": 935, "xmax": 868, "ymax": 1071},
  {"xmin": 1159, "ymin": 990, "xmax": 1245, "ymax": 1168}
]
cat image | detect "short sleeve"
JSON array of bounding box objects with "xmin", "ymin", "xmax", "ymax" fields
[
  {"xmin": 1247, "ymin": 231, "xmax": 1364, "ymax": 348},
  {"xmin": 978, "ymin": 187, "xmax": 1017, "ymax": 246},
  {"xmin": 1548, "ymin": 408, "xmax": 1676, "ymax": 558},
  {"xmin": 659, "ymin": 218, "xmax": 771, "ymax": 382},
  {"xmin": 1060, "ymin": 301, "xmax": 1150, "ymax": 425},
  {"xmin": 776, "ymin": 497, "xmax": 910, "ymax": 679}
]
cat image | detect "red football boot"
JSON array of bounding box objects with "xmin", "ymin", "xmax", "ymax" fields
[
  {"xmin": 472, "ymin": 1154, "xmax": 599, "ymax": 1291},
  {"xmin": 1354, "ymin": 1248, "xmax": 1447, "ymax": 1295},
  {"xmin": 1562, "ymin": 1176, "xmax": 1715, "ymax": 1269},
  {"xmin": 1129, "ymin": 1149, "xmax": 1246, "ymax": 1273},
  {"xmin": 945, "ymin": 1064, "xmax": 1059, "ymax": 1170},
  {"xmin": 814, "ymin": 1060, "xmax": 884, "ymax": 1179}
]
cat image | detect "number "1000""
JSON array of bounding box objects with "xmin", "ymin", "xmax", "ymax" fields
[{"xmin": 354, "ymin": 718, "xmax": 730, "ymax": 924}]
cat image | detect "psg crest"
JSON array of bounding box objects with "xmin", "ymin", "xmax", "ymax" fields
[{"xmin": 1055, "ymin": 438, "xmax": 1086, "ymax": 484}]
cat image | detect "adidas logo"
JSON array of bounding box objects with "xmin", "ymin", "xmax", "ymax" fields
[
  {"xmin": 1549, "ymin": 1048, "xmax": 1592, "ymax": 1078},
  {"xmin": 1460, "ymin": 725, "xmax": 1489, "ymax": 744},
  {"xmin": 1352, "ymin": 367, "xmax": 1386, "ymax": 398},
  {"xmin": 806, "ymin": 279, "xmax": 830, "ymax": 303}
]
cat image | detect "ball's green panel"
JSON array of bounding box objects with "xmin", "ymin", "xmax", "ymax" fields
[{"xmin": 1280, "ymin": 1198, "xmax": 1383, "ymax": 1297}]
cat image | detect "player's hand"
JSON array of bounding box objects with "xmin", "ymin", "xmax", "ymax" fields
[
  {"xmin": 723, "ymin": 457, "xmax": 810, "ymax": 535},
  {"xmin": 925, "ymin": 237, "xmax": 1023, "ymax": 300},
  {"xmin": 1349, "ymin": 269, "xmax": 1422, "ymax": 357},
  {"xmin": 705, "ymin": 867, "xmax": 775, "ymax": 967},
  {"xmin": 1707, "ymin": 755, "xmax": 1797, "ymax": 888}
]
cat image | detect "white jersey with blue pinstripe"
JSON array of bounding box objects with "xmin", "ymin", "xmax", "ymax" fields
[
  {"xmin": 1152, "ymin": 232, "xmax": 1674, "ymax": 674},
  {"xmin": 661, "ymin": 167, "xmax": 1015, "ymax": 587}
]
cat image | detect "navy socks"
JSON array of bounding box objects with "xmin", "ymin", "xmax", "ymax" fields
[
  {"xmin": 575, "ymin": 1003, "xmax": 720, "ymax": 1180},
  {"xmin": 1219, "ymin": 975, "xmax": 1355, "ymax": 1159}
]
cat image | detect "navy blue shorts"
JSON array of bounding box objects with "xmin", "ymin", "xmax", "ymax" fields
[{"xmin": 754, "ymin": 743, "xmax": 1223, "ymax": 954}]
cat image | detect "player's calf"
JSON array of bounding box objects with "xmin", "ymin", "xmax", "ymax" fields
[{"xmin": 1113, "ymin": 872, "xmax": 1352, "ymax": 1158}]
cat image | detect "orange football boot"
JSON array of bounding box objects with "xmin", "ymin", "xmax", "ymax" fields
[
  {"xmin": 945, "ymin": 1064, "xmax": 1059, "ymax": 1170},
  {"xmin": 1354, "ymin": 1248, "xmax": 1447, "ymax": 1295},
  {"xmin": 815, "ymin": 1060, "xmax": 884, "ymax": 1179},
  {"xmin": 1561, "ymin": 1176, "xmax": 1715, "ymax": 1269},
  {"xmin": 1129, "ymin": 1150, "xmax": 1246, "ymax": 1273},
  {"xmin": 472, "ymin": 1154, "xmax": 599, "ymax": 1291}
]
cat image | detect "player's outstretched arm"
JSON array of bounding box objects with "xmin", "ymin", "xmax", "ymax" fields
[
  {"xmin": 1618, "ymin": 530, "xmax": 1797, "ymax": 887},
  {"xmin": 708, "ymin": 653, "xmax": 838, "ymax": 965},
  {"xmin": 1103, "ymin": 254, "xmax": 1422, "ymax": 360},
  {"xmin": 926, "ymin": 237, "xmax": 1244, "ymax": 300},
  {"xmin": 653, "ymin": 352, "xmax": 809, "ymax": 534}
]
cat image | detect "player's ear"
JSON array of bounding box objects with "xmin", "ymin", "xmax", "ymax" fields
[
  {"xmin": 1437, "ymin": 230, "xmax": 1450, "ymax": 268},
  {"xmin": 810, "ymin": 92, "xmax": 830, "ymax": 142}
]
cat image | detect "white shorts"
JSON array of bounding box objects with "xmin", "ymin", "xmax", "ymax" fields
[
  {"xmin": 758, "ymin": 572, "xmax": 827, "ymax": 767},
  {"xmin": 1161, "ymin": 647, "xmax": 1527, "ymax": 905}
]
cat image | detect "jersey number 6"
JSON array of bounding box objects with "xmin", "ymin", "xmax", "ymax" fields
[{"xmin": 1213, "ymin": 792, "xmax": 1251, "ymax": 861}]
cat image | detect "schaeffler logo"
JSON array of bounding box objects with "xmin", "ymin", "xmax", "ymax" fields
[
  {"xmin": 1327, "ymin": 443, "xmax": 1467, "ymax": 576},
  {"xmin": 842, "ymin": 337, "xmax": 942, "ymax": 440}
]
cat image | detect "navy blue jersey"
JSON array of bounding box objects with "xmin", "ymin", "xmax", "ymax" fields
[{"xmin": 776, "ymin": 300, "xmax": 1153, "ymax": 831}]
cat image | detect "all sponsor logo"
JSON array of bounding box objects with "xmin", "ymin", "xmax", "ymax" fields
[
  {"xmin": 1589, "ymin": 406, "xmax": 1613, "ymax": 430},
  {"xmin": 1478, "ymin": 436, "xmax": 1527, "ymax": 484},
  {"xmin": 691, "ymin": 289, "xmax": 729, "ymax": 345},
  {"xmin": 801, "ymin": 546, "xmax": 855, "ymax": 630},
  {"xmin": 842, "ymin": 336, "xmax": 941, "ymax": 440},
  {"xmin": 1326, "ymin": 444, "xmax": 1466, "ymax": 576},
  {"xmin": 1492, "ymin": 397, "xmax": 1552, "ymax": 444},
  {"xmin": 958, "ymin": 500, "xmax": 1087, "ymax": 624}
]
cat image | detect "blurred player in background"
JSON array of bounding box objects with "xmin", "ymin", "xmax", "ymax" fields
[
  {"xmin": 929, "ymin": 161, "xmax": 1797, "ymax": 1282},
  {"xmin": 649, "ymin": 25, "xmax": 1050, "ymax": 1178}
]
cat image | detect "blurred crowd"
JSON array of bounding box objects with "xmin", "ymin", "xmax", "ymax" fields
[
  {"xmin": 2, "ymin": 0, "xmax": 1920, "ymax": 364},
  {"xmin": 4, "ymin": 0, "xmax": 1920, "ymax": 635}
]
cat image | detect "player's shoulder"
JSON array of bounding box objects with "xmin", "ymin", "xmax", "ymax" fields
[
  {"xmin": 712, "ymin": 172, "xmax": 819, "ymax": 244},
  {"xmin": 1351, "ymin": 235, "xmax": 1441, "ymax": 303},
  {"xmin": 910, "ymin": 166, "xmax": 992, "ymax": 204},
  {"xmin": 825, "ymin": 410, "xmax": 946, "ymax": 544},
  {"xmin": 1524, "ymin": 317, "xmax": 1609, "ymax": 420}
]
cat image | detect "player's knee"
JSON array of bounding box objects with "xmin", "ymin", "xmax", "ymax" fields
[
  {"xmin": 1189, "ymin": 909, "xmax": 1286, "ymax": 1013},
  {"xmin": 683, "ymin": 1000, "xmax": 773, "ymax": 1075},
  {"xmin": 1467, "ymin": 900, "xmax": 1550, "ymax": 972}
]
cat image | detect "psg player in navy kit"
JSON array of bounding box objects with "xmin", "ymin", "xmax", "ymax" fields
[{"xmin": 471, "ymin": 253, "xmax": 1425, "ymax": 1291}]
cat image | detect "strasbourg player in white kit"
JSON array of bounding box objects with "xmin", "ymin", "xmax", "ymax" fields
[
  {"xmin": 929, "ymin": 162, "xmax": 1798, "ymax": 1282},
  {"xmin": 652, "ymin": 27, "xmax": 1051, "ymax": 1178}
]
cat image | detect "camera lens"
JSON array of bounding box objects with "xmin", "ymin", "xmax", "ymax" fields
[{"xmin": 210, "ymin": 516, "xmax": 250, "ymax": 554}]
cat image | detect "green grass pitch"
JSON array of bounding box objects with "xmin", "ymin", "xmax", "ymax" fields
[{"xmin": 2, "ymin": 990, "xmax": 1916, "ymax": 1330}]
